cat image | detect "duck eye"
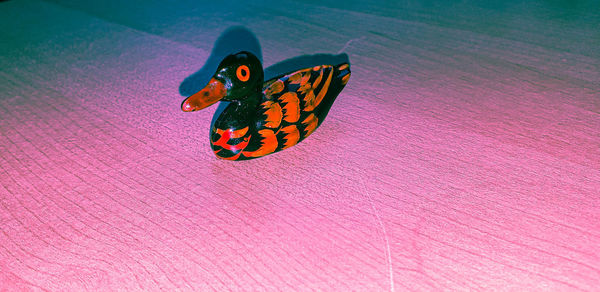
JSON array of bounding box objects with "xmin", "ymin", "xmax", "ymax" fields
[{"xmin": 236, "ymin": 65, "xmax": 250, "ymax": 82}]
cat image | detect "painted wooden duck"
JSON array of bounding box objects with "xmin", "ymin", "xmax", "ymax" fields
[{"xmin": 181, "ymin": 51, "xmax": 350, "ymax": 160}]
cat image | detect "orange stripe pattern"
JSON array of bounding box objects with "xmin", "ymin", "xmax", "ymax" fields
[
  {"xmin": 279, "ymin": 92, "xmax": 300, "ymax": 123},
  {"xmin": 261, "ymin": 101, "xmax": 282, "ymax": 128}
]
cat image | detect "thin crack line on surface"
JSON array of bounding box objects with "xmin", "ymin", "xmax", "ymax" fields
[
  {"xmin": 337, "ymin": 36, "xmax": 365, "ymax": 54},
  {"xmin": 360, "ymin": 177, "xmax": 395, "ymax": 292}
]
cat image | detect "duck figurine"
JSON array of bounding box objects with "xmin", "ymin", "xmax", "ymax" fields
[{"xmin": 181, "ymin": 51, "xmax": 350, "ymax": 160}]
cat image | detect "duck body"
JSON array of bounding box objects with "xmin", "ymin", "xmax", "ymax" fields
[{"xmin": 182, "ymin": 52, "xmax": 350, "ymax": 161}]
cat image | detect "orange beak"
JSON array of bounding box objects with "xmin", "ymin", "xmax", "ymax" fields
[{"xmin": 181, "ymin": 78, "xmax": 227, "ymax": 112}]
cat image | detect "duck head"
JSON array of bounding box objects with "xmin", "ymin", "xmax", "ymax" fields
[{"xmin": 181, "ymin": 51, "xmax": 264, "ymax": 112}]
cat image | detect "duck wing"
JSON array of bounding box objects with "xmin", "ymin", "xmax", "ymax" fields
[
  {"xmin": 239, "ymin": 63, "xmax": 350, "ymax": 158},
  {"xmin": 262, "ymin": 62, "xmax": 350, "ymax": 127}
]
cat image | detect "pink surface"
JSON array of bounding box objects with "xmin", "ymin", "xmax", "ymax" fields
[{"xmin": 1, "ymin": 0, "xmax": 599, "ymax": 290}]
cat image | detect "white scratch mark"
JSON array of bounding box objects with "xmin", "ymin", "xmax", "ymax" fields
[
  {"xmin": 360, "ymin": 177, "xmax": 395, "ymax": 292},
  {"xmin": 337, "ymin": 36, "xmax": 365, "ymax": 54}
]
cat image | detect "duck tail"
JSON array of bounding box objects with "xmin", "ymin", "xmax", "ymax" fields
[{"xmin": 316, "ymin": 63, "xmax": 351, "ymax": 125}]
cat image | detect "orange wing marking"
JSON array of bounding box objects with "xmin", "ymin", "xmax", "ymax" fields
[
  {"xmin": 301, "ymin": 89, "xmax": 315, "ymax": 110},
  {"xmin": 299, "ymin": 67, "xmax": 321, "ymax": 112},
  {"xmin": 279, "ymin": 92, "xmax": 300, "ymax": 123},
  {"xmin": 341, "ymin": 72, "xmax": 351, "ymax": 85},
  {"xmin": 302, "ymin": 113, "xmax": 318, "ymax": 136},
  {"xmin": 338, "ymin": 63, "xmax": 350, "ymax": 85},
  {"xmin": 262, "ymin": 101, "xmax": 282, "ymax": 128},
  {"xmin": 289, "ymin": 69, "xmax": 311, "ymax": 86},
  {"xmin": 304, "ymin": 68, "xmax": 333, "ymax": 112},
  {"xmin": 299, "ymin": 67, "xmax": 322, "ymax": 97},
  {"xmin": 242, "ymin": 129, "xmax": 278, "ymax": 158},
  {"xmin": 312, "ymin": 68, "xmax": 333, "ymax": 110},
  {"xmin": 264, "ymin": 79, "xmax": 284, "ymax": 96},
  {"xmin": 312, "ymin": 67, "xmax": 324, "ymax": 88},
  {"xmin": 280, "ymin": 125, "xmax": 300, "ymax": 149}
]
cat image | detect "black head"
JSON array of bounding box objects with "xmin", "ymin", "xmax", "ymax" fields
[{"xmin": 182, "ymin": 51, "xmax": 264, "ymax": 112}]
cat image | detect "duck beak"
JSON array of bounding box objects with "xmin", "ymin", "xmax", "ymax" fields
[{"xmin": 181, "ymin": 78, "xmax": 227, "ymax": 112}]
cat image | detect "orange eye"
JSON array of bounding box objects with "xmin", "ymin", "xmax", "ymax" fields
[{"xmin": 236, "ymin": 65, "xmax": 250, "ymax": 82}]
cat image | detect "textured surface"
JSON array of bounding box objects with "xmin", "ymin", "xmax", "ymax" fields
[{"xmin": 1, "ymin": 0, "xmax": 599, "ymax": 290}]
